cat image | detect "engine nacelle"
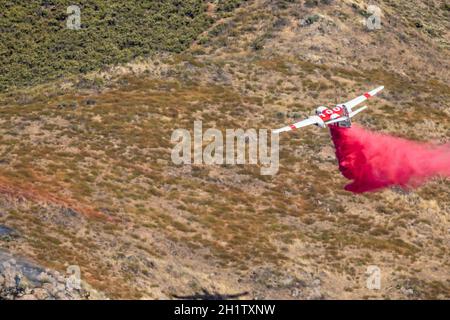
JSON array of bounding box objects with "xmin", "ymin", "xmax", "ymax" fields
[
  {"xmin": 312, "ymin": 115, "xmax": 326, "ymax": 128},
  {"xmin": 316, "ymin": 106, "xmax": 328, "ymax": 115}
]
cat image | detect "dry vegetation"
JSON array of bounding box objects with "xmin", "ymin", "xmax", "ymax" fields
[{"xmin": 0, "ymin": 0, "xmax": 449, "ymax": 299}]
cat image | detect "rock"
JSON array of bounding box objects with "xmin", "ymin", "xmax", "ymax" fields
[
  {"xmin": 0, "ymin": 225, "xmax": 18, "ymax": 237},
  {"xmin": 291, "ymin": 288, "xmax": 300, "ymax": 298},
  {"xmin": 0, "ymin": 226, "xmax": 19, "ymax": 242},
  {"xmin": 401, "ymin": 287, "xmax": 414, "ymax": 296},
  {"xmin": 0, "ymin": 249, "xmax": 99, "ymax": 300},
  {"xmin": 33, "ymin": 288, "xmax": 50, "ymax": 300},
  {"xmin": 280, "ymin": 276, "xmax": 295, "ymax": 287},
  {"xmin": 61, "ymin": 208, "xmax": 78, "ymax": 218},
  {"xmin": 312, "ymin": 279, "xmax": 321, "ymax": 287}
]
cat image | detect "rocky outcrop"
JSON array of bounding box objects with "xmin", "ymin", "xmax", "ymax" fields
[{"xmin": 0, "ymin": 250, "xmax": 106, "ymax": 300}]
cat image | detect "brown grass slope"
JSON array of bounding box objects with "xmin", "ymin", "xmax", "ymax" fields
[{"xmin": 0, "ymin": 0, "xmax": 449, "ymax": 299}]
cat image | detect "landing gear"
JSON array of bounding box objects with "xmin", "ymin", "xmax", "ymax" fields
[{"xmin": 338, "ymin": 105, "xmax": 352, "ymax": 128}]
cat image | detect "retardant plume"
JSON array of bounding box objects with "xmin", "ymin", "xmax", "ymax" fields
[{"xmin": 330, "ymin": 125, "xmax": 450, "ymax": 193}]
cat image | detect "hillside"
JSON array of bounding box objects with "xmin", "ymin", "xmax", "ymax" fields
[
  {"xmin": 0, "ymin": 0, "xmax": 449, "ymax": 299},
  {"xmin": 0, "ymin": 0, "xmax": 224, "ymax": 91}
]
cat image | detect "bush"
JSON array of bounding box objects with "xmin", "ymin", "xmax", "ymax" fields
[
  {"xmin": 0, "ymin": 1, "xmax": 215, "ymax": 91},
  {"xmin": 216, "ymin": 0, "xmax": 247, "ymax": 13},
  {"xmin": 250, "ymin": 36, "xmax": 265, "ymax": 51}
]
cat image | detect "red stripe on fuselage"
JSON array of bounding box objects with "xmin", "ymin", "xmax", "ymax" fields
[{"xmin": 319, "ymin": 106, "xmax": 345, "ymax": 122}]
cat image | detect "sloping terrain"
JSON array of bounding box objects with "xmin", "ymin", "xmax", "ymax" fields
[
  {"xmin": 0, "ymin": 0, "xmax": 449, "ymax": 299},
  {"xmin": 0, "ymin": 0, "xmax": 218, "ymax": 91}
]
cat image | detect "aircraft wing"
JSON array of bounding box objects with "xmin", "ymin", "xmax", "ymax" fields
[
  {"xmin": 273, "ymin": 116, "xmax": 320, "ymax": 134},
  {"xmin": 342, "ymin": 86, "xmax": 384, "ymax": 111},
  {"xmin": 325, "ymin": 116, "xmax": 349, "ymax": 125}
]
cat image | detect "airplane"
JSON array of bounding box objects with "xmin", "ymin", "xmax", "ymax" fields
[{"xmin": 273, "ymin": 86, "xmax": 384, "ymax": 134}]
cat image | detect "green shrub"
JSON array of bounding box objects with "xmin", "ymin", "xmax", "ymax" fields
[
  {"xmin": 0, "ymin": 0, "xmax": 215, "ymax": 91},
  {"xmin": 216, "ymin": 0, "xmax": 247, "ymax": 13}
]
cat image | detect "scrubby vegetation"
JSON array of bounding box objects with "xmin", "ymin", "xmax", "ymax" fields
[
  {"xmin": 0, "ymin": 0, "xmax": 214, "ymax": 91},
  {"xmin": 216, "ymin": 0, "xmax": 248, "ymax": 13},
  {"xmin": 0, "ymin": 0, "xmax": 449, "ymax": 300}
]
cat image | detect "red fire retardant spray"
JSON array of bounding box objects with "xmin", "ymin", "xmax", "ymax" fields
[{"xmin": 330, "ymin": 125, "xmax": 450, "ymax": 193}]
